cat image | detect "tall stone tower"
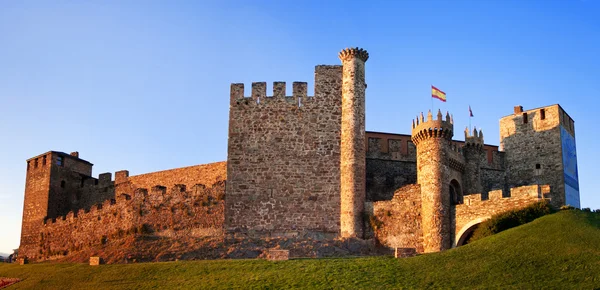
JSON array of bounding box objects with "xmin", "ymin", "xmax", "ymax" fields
[
  {"xmin": 339, "ymin": 47, "xmax": 369, "ymax": 238},
  {"xmin": 462, "ymin": 127, "xmax": 484, "ymax": 195},
  {"xmin": 20, "ymin": 151, "xmax": 93, "ymax": 258},
  {"xmin": 499, "ymin": 104, "xmax": 579, "ymax": 208},
  {"xmin": 411, "ymin": 110, "xmax": 453, "ymax": 252}
]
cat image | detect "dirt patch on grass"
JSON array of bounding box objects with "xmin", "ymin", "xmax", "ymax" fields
[{"xmin": 0, "ymin": 277, "xmax": 21, "ymax": 288}]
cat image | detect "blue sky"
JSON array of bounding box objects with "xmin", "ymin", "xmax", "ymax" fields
[{"xmin": 1, "ymin": 0, "xmax": 599, "ymax": 254}]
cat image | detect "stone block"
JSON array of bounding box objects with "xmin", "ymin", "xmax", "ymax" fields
[
  {"xmin": 394, "ymin": 248, "xmax": 417, "ymax": 258},
  {"xmin": 265, "ymin": 249, "xmax": 289, "ymax": 261},
  {"xmin": 90, "ymin": 256, "xmax": 104, "ymax": 265}
]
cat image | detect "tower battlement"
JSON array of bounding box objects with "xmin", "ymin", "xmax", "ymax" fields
[
  {"xmin": 230, "ymin": 82, "xmax": 310, "ymax": 105},
  {"xmin": 411, "ymin": 110, "xmax": 454, "ymax": 144},
  {"xmin": 338, "ymin": 47, "xmax": 369, "ymax": 62},
  {"xmin": 464, "ymin": 127, "xmax": 484, "ymax": 148}
]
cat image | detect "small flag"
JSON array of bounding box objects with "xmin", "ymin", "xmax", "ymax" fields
[
  {"xmin": 469, "ymin": 105, "xmax": 474, "ymax": 117},
  {"xmin": 431, "ymin": 85, "xmax": 446, "ymax": 102}
]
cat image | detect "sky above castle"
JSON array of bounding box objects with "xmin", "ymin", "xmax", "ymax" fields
[{"xmin": 1, "ymin": 0, "xmax": 599, "ymax": 254}]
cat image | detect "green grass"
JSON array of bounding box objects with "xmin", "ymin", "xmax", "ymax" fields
[{"xmin": 1, "ymin": 210, "xmax": 599, "ymax": 289}]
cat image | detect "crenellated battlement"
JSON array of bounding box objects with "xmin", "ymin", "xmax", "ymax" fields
[
  {"xmin": 464, "ymin": 127, "xmax": 484, "ymax": 148},
  {"xmin": 411, "ymin": 110, "xmax": 454, "ymax": 145},
  {"xmin": 460, "ymin": 184, "xmax": 550, "ymax": 206},
  {"xmin": 338, "ymin": 47, "xmax": 369, "ymax": 62},
  {"xmin": 43, "ymin": 182, "xmax": 224, "ymax": 226},
  {"xmin": 230, "ymin": 81, "xmax": 311, "ymax": 106}
]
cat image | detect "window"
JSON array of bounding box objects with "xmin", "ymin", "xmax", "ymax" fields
[
  {"xmin": 60, "ymin": 180, "xmax": 66, "ymax": 188},
  {"xmin": 42, "ymin": 155, "xmax": 47, "ymax": 166},
  {"xmin": 523, "ymin": 113, "xmax": 528, "ymax": 124},
  {"xmin": 540, "ymin": 109, "xmax": 545, "ymax": 120},
  {"xmin": 27, "ymin": 161, "xmax": 30, "ymax": 171},
  {"xmin": 536, "ymin": 164, "xmax": 541, "ymax": 169},
  {"xmin": 34, "ymin": 159, "xmax": 38, "ymax": 169},
  {"xmin": 56, "ymin": 156, "xmax": 63, "ymax": 166}
]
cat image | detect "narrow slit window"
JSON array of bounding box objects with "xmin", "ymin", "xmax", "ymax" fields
[
  {"xmin": 34, "ymin": 159, "xmax": 38, "ymax": 169},
  {"xmin": 540, "ymin": 109, "xmax": 545, "ymax": 120},
  {"xmin": 56, "ymin": 156, "xmax": 63, "ymax": 166},
  {"xmin": 536, "ymin": 164, "xmax": 541, "ymax": 169},
  {"xmin": 42, "ymin": 156, "xmax": 47, "ymax": 165},
  {"xmin": 60, "ymin": 180, "xmax": 66, "ymax": 188},
  {"xmin": 523, "ymin": 113, "xmax": 528, "ymax": 124}
]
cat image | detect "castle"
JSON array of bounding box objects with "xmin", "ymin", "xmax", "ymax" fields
[{"xmin": 18, "ymin": 47, "xmax": 580, "ymax": 260}]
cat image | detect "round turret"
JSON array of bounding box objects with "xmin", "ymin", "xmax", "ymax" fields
[
  {"xmin": 411, "ymin": 109, "xmax": 453, "ymax": 252},
  {"xmin": 339, "ymin": 47, "xmax": 368, "ymax": 238},
  {"xmin": 411, "ymin": 110, "xmax": 454, "ymax": 145}
]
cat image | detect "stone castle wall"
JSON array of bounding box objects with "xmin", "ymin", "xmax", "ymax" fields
[
  {"xmin": 368, "ymin": 184, "xmax": 423, "ymax": 252},
  {"xmin": 19, "ymin": 158, "xmax": 227, "ymax": 260},
  {"xmin": 226, "ymin": 66, "xmax": 344, "ymax": 238},
  {"xmin": 117, "ymin": 162, "xmax": 226, "ymax": 190},
  {"xmin": 22, "ymin": 182, "xmax": 225, "ymax": 261}
]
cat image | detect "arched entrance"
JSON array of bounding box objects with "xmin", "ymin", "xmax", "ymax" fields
[
  {"xmin": 454, "ymin": 217, "xmax": 490, "ymax": 247},
  {"xmin": 449, "ymin": 179, "xmax": 463, "ymax": 205}
]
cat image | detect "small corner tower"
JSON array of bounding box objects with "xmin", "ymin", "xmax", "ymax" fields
[
  {"xmin": 462, "ymin": 127, "xmax": 485, "ymax": 195},
  {"xmin": 338, "ymin": 47, "xmax": 369, "ymax": 238},
  {"xmin": 411, "ymin": 110, "xmax": 453, "ymax": 252}
]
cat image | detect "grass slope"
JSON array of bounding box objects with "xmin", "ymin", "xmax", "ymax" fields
[{"xmin": 1, "ymin": 210, "xmax": 598, "ymax": 289}]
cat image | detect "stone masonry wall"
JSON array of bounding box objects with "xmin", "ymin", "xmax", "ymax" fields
[
  {"xmin": 114, "ymin": 162, "xmax": 226, "ymax": 202},
  {"xmin": 368, "ymin": 184, "xmax": 423, "ymax": 252},
  {"xmin": 29, "ymin": 182, "xmax": 225, "ymax": 261},
  {"xmin": 226, "ymin": 65, "xmax": 343, "ymax": 238},
  {"xmin": 366, "ymin": 159, "xmax": 416, "ymax": 201},
  {"xmin": 121, "ymin": 162, "xmax": 226, "ymax": 190}
]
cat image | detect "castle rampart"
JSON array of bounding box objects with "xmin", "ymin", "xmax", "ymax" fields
[{"xmin": 22, "ymin": 182, "xmax": 225, "ymax": 261}]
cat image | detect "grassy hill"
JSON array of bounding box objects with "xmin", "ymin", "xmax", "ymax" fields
[{"xmin": 1, "ymin": 210, "xmax": 598, "ymax": 289}]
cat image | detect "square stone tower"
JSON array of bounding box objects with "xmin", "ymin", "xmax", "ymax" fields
[
  {"xmin": 20, "ymin": 151, "xmax": 94, "ymax": 258},
  {"xmin": 499, "ymin": 104, "xmax": 579, "ymax": 208}
]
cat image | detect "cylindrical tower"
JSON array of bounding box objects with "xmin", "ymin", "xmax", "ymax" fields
[
  {"xmin": 411, "ymin": 110, "xmax": 453, "ymax": 252},
  {"xmin": 338, "ymin": 47, "xmax": 369, "ymax": 238},
  {"xmin": 463, "ymin": 127, "xmax": 485, "ymax": 195}
]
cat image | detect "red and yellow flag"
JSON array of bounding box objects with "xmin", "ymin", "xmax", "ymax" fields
[{"xmin": 431, "ymin": 85, "xmax": 446, "ymax": 102}]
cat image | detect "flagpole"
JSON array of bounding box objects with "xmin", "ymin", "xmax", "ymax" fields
[{"xmin": 431, "ymin": 92, "xmax": 434, "ymax": 115}]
